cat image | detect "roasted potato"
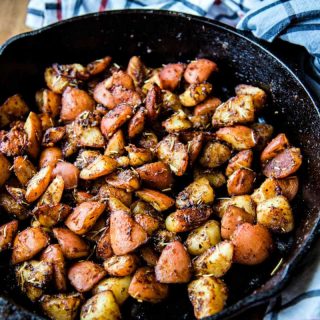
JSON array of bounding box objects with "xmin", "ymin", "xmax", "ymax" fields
[
  {"xmin": 106, "ymin": 169, "xmax": 140, "ymax": 192},
  {"xmin": 181, "ymin": 131, "xmax": 204, "ymax": 166},
  {"xmin": 80, "ymin": 155, "xmax": 117, "ymax": 180},
  {"xmin": 36, "ymin": 89, "xmax": 61, "ymax": 118},
  {"xmin": 226, "ymin": 150, "xmax": 253, "ymax": 176},
  {"xmin": 42, "ymin": 126, "xmax": 65, "ymax": 147},
  {"xmin": 184, "ymin": 59, "xmax": 217, "ymax": 84},
  {"xmin": 138, "ymin": 130, "xmax": 159, "ymax": 150},
  {"xmin": 128, "ymin": 107, "xmax": 146, "ymax": 139},
  {"xmin": 277, "ymin": 176, "xmax": 299, "ymax": 201},
  {"xmin": 38, "ymin": 175, "xmax": 64, "ymax": 206},
  {"xmin": 108, "ymin": 197, "xmax": 131, "ymax": 215},
  {"xmin": 103, "ymin": 254, "xmax": 139, "ymax": 276},
  {"xmin": 215, "ymin": 195, "xmax": 256, "ymax": 218},
  {"xmin": 98, "ymin": 183, "xmax": 132, "ymax": 207},
  {"xmin": 24, "ymin": 112, "xmax": 43, "ymax": 158},
  {"xmin": 235, "ymin": 84, "xmax": 267, "ymax": 111},
  {"xmin": 52, "ymin": 161, "xmax": 79, "ymax": 189},
  {"xmin": 162, "ymin": 90, "xmax": 182, "ymax": 112},
  {"xmin": 227, "ymin": 167, "xmax": 256, "ymax": 196},
  {"xmin": 251, "ymin": 123, "xmax": 274, "ymax": 150},
  {"xmin": 127, "ymin": 56, "xmax": 147, "ymax": 87},
  {"xmin": 260, "ymin": 133, "xmax": 289, "ymax": 162},
  {"xmin": 33, "ymin": 204, "xmax": 71, "ymax": 228},
  {"xmin": 39, "ymin": 147, "xmax": 63, "ymax": 168},
  {"xmin": 152, "ymin": 229, "xmax": 181, "ymax": 253},
  {"xmin": 162, "ymin": 109, "xmax": 192, "ymax": 132},
  {"xmin": 105, "ymin": 129, "xmax": 126, "ymax": 157},
  {"xmin": 139, "ymin": 246, "xmax": 159, "ymax": 266},
  {"xmin": 0, "ymin": 220, "xmax": 19, "ymax": 252},
  {"xmin": 13, "ymin": 155, "xmax": 37, "ymax": 185},
  {"xmin": 0, "ymin": 153, "xmax": 10, "ymax": 187},
  {"xmin": 39, "ymin": 113, "xmax": 55, "ymax": 131},
  {"xmin": 145, "ymin": 83, "xmax": 162, "ymax": 122},
  {"xmin": 126, "ymin": 145, "xmax": 153, "ymax": 167},
  {"xmin": 96, "ymin": 227, "xmax": 113, "ymax": 260},
  {"xmin": 136, "ymin": 188, "xmax": 175, "ymax": 212},
  {"xmin": 0, "ymin": 192, "xmax": 28, "ymax": 220},
  {"xmin": 199, "ymin": 142, "xmax": 231, "ymax": 168},
  {"xmin": 193, "ymin": 167, "xmax": 226, "ymax": 188},
  {"xmin": 87, "ymin": 55, "xmax": 112, "ymax": 76},
  {"xmin": 159, "ymin": 63, "xmax": 185, "ymax": 91},
  {"xmin": 179, "ymin": 83, "xmax": 212, "ymax": 107}
]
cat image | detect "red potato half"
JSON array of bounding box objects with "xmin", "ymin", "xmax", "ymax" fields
[{"xmin": 184, "ymin": 59, "xmax": 218, "ymax": 84}]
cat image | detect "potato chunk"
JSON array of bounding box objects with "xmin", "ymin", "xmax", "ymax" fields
[
  {"xmin": 136, "ymin": 188, "xmax": 175, "ymax": 212},
  {"xmin": 0, "ymin": 220, "xmax": 19, "ymax": 252},
  {"xmin": 106, "ymin": 169, "xmax": 140, "ymax": 192},
  {"xmin": 159, "ymin": 63, "xmax": 185, "ymax": 91},
  {"xmin": 184, "ymin": 59, "xmax": 218, "ymax": 84},
  {"xmin": 13, "ymin": 155, "xmax": 37, "ymax": 185},
  {"xmin": 260, "ymin": 133, "xmax": 289, "ymax": 162},
  {"xmin": 226, "ymin": 150, "xmax": 253, "ymax": 177},
  {"xmin": 0, "ymin": 192, "xmax": 28, "ymax": 220},
  {"xmin": 235, "ymin": 84, "xmax": 267, "ymax": 111},
  {"xmin": 103, "ymin": 254, "xmax": 139, "ymax": 277},
  {"xmin": 162, "ymin": 109, "xmax": 192, "ymax": 133},
  {"xmin": 199, "ymin": 142, "xmax": 231, "ymax": 168},
  {"xmin": 227, "ymin": 167, "xmax": 256, "ymax": 196},
  {"xmin": 0, "ymin": 153, "xmax": 10, "ymax": 187},
  {"xmin": 179, "ymin": 83, "xmax": 212, "ymax": 107}
]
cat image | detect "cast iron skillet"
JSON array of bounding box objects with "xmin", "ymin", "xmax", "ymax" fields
[{"xmin": 0, "ymin": 10, "xmax": 319, "ymax": 320}]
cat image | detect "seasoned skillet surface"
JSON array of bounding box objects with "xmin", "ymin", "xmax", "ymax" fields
[{"xmin": 0, "ymin": 10, "xmax": 319, "ymax": 320}]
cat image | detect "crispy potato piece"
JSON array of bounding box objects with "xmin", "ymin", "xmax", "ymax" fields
[
  {"xmin": 96, "ymin": 228, "xmax": 113, "ymax": 260},
  {"xmin": 221, "ymin": 205, "xmax": 254, "ymax": 240},
  {"xmin": 277, "ymin": 176, "xmax": 299, "ymax": 201},
  {"xmin": 227, "ymin": 167, "xmax": 256, "ymax": 196},
  {"xmin": 193, "ymin": 241, "xmax": 234, "ymax": 277},
  {"xmin": 87, "ymin": 56, "xmax": 112, "ymax": 76},
  {"xmin": 40, "ymin": 293, "xmax": 83, "ymax": 320},
  {"xmin": 251, "ymin": 123, "xmax": 274, "ymax": 150},
  {"xmin": 24, "ymin": 112, "xmax": 43, "ymax": 158},
  {"xmin": 176, "ymin": 178, "xmax": 214, "ymax": 209},
  {"xmin": 39, "ymin": 147, "xmax": 63, "ymax": 168},
  {"xmin": 103, "ymin": 254, "xmax": 139, "ymax": 277},
  {"xmin": 136, "ymin": 161, "xmax": 173, "ymax": 190},
  {"xmin": 68, "ymin": 261, "xmax": 106, "ymax": 292},
  {"xmin": 53, "ymin": 228, "xmax": 89, "ymax": 259},
  {"xmin": 145, "ymin": 83, "xmax": 162, "ymax": 122},
  {"xmin": 6, "ymin": 185, "xmax": 26, "ymax": 204},
  {"xmin": 194, "ymin": 97, "xmax": 221, "ymax": 116},
  {"xmin": 12, "ymin": 227, "xmax": 50, "ymax": 264},
  {"xmin": 93, "ymin": 276, "xmax": 131, "ymax": 305},
  {"xmin": 106, "ymin": 169, "xmax": 140, "ymax": 192},
  {"xmin": 215, "ymin": 195, "xmax": 256, "ymax": 218},
  {"xmin": 185, "ymin": 220, "xmax": 221, "ymax": 256},
  {"xmin": 65, "ymin": 201, "xmax": 106, "ymax": 235},
  {"xmin": 0, "ymin": 94, "xmax": 29, "ymax": 127},
  {"xmin": 159, "ymin": 63, "xmax": 185, "ymax": 91},
  {"xmin": 162, "ymin": 109, "xmax": 192, "ymax": 133},
  {"xmin": 108, "ymin": 197, "xmax": 131, "ymax": 215},
  {"xmin": 80, "ymin": 290, "xmax": 121, "ymax": 320},
  {"xmin": 126, "ymin": 145, "xmax": 153, "ymax": 167},
  {"xmin": 138, "ymin": 131, "xmax": 159, "ymax": 150},
  {"xmin": 129, "ymin": 267, "xmax": 169, "ymax": 303},
  {"xmin": 142, "ymin": 68, "xmax": 161, "ymax": 93},
  {"xmin": 110, "ymin": 211, "xmax": 148, "ymax": 255},
  {"xmin": 74, "ymin": 191, "xmax": 94, "ymax": 204},
  {"xmin": 226, "ymin": 150, "xmax": 253, "ymax": 176},
  {"xmin": 13, "ymin": 155, "xmax": 37, "ymax": 185},
  {"xmin": 235, "ymin": 84, "xmax": 267, "ymax": 111},
  {"xmin": 93, "ymin": 80, "xmax": 115, "ymax": 109},
  {"xmin": 60, "ymin": 87, "xmax": 95, "ymax": 122},
  {"xmin": 251, "ymin": 178, "xmax": 282, "ymax": 204},
  {"xmin": 156, "ymin": 135, "xmax": 188, "ymax": 176},
  {"xmin": 166, "ymin": 206, "xmax": 213, "ymax": 233},
  {"xmin": 128, "ymin": 107, "xmax": 146, "ymax": 139},
  {"xmin": 0, "ymin": 192, "xmax": 28, "ymax": 220},
  {"xmin": 188, "ymin": 276, "xmax": 228, "ymax": 319},
  {"xmin": 139, "ymin": 246, "xmax": 159, "ymax": 266},
  {"xmin": 127, "ymin": 56, "xmax": 147, "ymax": 87},
  {"xmin": 260, "ymin": 133, "xmax": 289, "ymax": 162},
  {"xmin": 199, "ymin": 141, "xmax": 231, "ymax": 168},
  {"xmin": 180, "ymin": 131, "xmax": 204, "ymax": 166},
  {"xmin": 105, "ymin": 129, "xmax": 126, "ymax": 157},
  {"xmin": 152, "ymin": 229, "xmax": 181, "ymax": 253},
  {"xmin": 162, "ymin": 90, "xmax": 182, "ymax": 112},
  {"xmin": 193, "ymin": 167, "xmax": 226, "ymax": 188},
  {"xmin": 101, "ymin": 104, "xmax": 133, "ymax": 138},
  {"xmin": 53, "ymin": 63, "xmax": 88, "ymax": 80},
  {"xmin": 232, "ymin": 223, "xmax": 273, "ymax": 265},
  {"xmin": 212, "ymin": 95, "xmax": 254, "ymax": 127},
  {"xmin": 25, "ymin": 166, "xmax": 52, "ymax": 203},
  {"xmin": 80, "ymin": 155, "xmax": 117, "ymax": 180},
  {"xmin": 16, "ymin": 260, "xmax": 53, "ymax": 302},
  {"xmin": 257, "ymin": 195, "xmax": 294, "ymax": 233},
  {"xmin": 74, "ymin": 149, "xmax": 100, "ymax": 170},
  {"xmin": 216, "ymin": 125, "xmax": 257, "ymax": 150},
  {"xmin": 38, "ymin": 175, "xmax": 64, "ymax": 206},
  {"xmin": 41, "ymin": 244, "xmax": 67, "ymax": 292},
  {"xmin": 33, "ymin": 204, "xmax": 71, "ymax": 227},
  {"xmin": 39, "ymin": 113, "xmax": 55, "ymax": 131},
  {"xmin": 98, "ymin": 184, "xmax": 132, "ymax": 207},
  {"xmin": 52, "ymin": 161, "xmax": 79, "ymax": 189},
  {"xmin": 36, "ymin": 89, "xmax": 61, "ymax": 118},
  {"xmin": 155, "ymin": 241, "xmax": 192, "ymax": 283},
  {"xmin": 262, "ymin": 148, "xmax": 302, "ymax": 178},
  {"xmin": 179, "ymin": 83, "xmax": 212, "ymax": 107},
  {"xmin": 184, "ymin": 59, "xmax": 218, "ymax": 84},
  {"xmin": 0, "ymin": 220, "xmax": 18, "ymax": 252},
  {"xmin": 0, "ymin": 153, "xmax": 11, "ymax": 186},
  {"xmin": 45, "ymin": 67, "xmax": 69, "ymax": 94},
  {"xmin": 136, "ymin": 188, "xmax": 175, "ymax": 212},
  {"xmin": 0, "ymin": 122, "xmax": 27, "ymax": 156}
]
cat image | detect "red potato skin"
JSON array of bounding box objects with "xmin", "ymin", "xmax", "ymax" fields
[
  {"xmin": 39, "ymin": 147, "xmax": 63, "ymax": 168},
  {"xmin": 0, "ymin": 220, "xmax": 19, "ymax": 251},
  {"xmin": 68, "ymin": 261, "xmax": 106, "ymax": 292},
  {"xmin": 128, "ymin": 107, "xmax": 146, "ymax": 139},
  {"xmin": 96, "ymin": 228, "xmax": 113, "ymax": 260},
  {"xmin": 110, "ymin": 211, "xmax": 148, "ymax": 255},
  {"xmin": 261, "ymin": 133, "xmax": 289, "ymax": 162},
  {"xmin": 93, "ymin": 80, "xmax": 116, "ymax": 109},
  {"xmin": 101, "ymin": 104, "xmax": 133, "ymax": 138},
  {"xmin": 194, "ymin": 97, "xmax": 222, "ymax": 116},
  {"xmin": 155, "ymin": 241, "xmax": 192, "ymax": 283},
  {"xmin": 60, "ymin": 87, "xmax": 95, "ymax": 122},
  {"xmin": 11, "ymin": 227, "xmax": 50, "ymax": 265},
  {"xmin": 184, "ymin": 59, "xmax": 218, "ymax": 84},
  {"xmin": 52, "ymin": 161, "xmax": 79, "ymax": 189},
  {"xmin": 145, "ymin": 84, "xmax": 162, "ymax": 122},
  {"xmin": 159, "ymin": 63, "xmax": 185, "ymax": 91}
]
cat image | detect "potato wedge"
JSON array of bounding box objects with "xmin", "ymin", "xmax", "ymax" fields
[
  {"xmin": 42, "ymin": 126, "xmax": 65, "ymax": 147},
  {"xmin": 128, "ymin": 107, "xmax": 146, "ymax": 139},
  {"xmin": 87, "ymin": 56, "xmax": 112, "ymax": 76},
  {"xmin": 0, "ymin": 220, "xmax": 19, "ymax": 252},
  {"xmin": 65, "ymin": 201, "xmax": 106, "ymax": 235},
  {"xmin": 74, "ymin": 149, "xmax": 101, "ymax": 170},
  {"xmin": 227, "ymin": 167, "xmax": 256, "ymax": 196},
  {"xmin": 33, "ymin": 204, "xmax": 71, "ymax": 227},
  {"xmin": 226, "ymin": 150, "xmax": 253, "ymax": 176},
  {"xmin": 103, "ymin": 254, "xmax": 139, "ymax": 277},
  {"xmin": 128, "ymin": 267, "xmax": 169, "ymax": 303},
  {"xmin": 193, "ymin": 240, "xmax": 234, "ymax": 277},
  {"xmin": 0, "ymin": 153, "xmax": 10, "ymax": 187},
  {"xmin": 199, "ymin": 141, "xmax": 231, "ymax": 168},
  {"xmin": 96, "ymin": 228, "xmax": 113, "ymax": 260},
  {"xmin": 145, "ymin": 83, "xmax": 162, "ymax": 122},
  {"xmin": 13, "ymin": 155, "xmax": 37, "ymax": 185},
  {"xmin": 193, "ymin": 167, "xmax": 226, "ymax": 188},
  {"xmin": 98, "ymin": 184, "xmax": 132, "ymax": 207},
  {"xmin": 38, "ymin": 175, "xmax": 64, "ymax": 206},
  {"xmin": 185, "ymin": 220, "xmax": 221, "ymax": 256},
  {"xmin": 24, "ymin": 112, "xmax": 42, "ymax": 158},
  {"xmin": 136, "ymin": 188, "xmax": 175, "ymax": 212},
  {"xmin": 188, "ymin": 276, "xmax": 228, "ymax": 319},
  {"xmin": 166, "ymin": 206, "xmax": 213, "ymax": 233},
  {"xmin": 179, "ymin": 83, "xmax": 212, "ymax": 107},
  {"xmin": 39, "ymin": 147, "xmax": 63, "ymax": 168},
  {"xmin": 184, "ymin": 59, "xmax": 218, "ymax": 84},
  {"xmin": 260, "ymin": 133, "xmax": 289, "ymax": 162},
  {"xmin": 106, "ymin": 169, "xmax": 140, "ymax": 192},
  {"xmin": 159, "ymin": 63, "xmax": 185, "ymax": 91},
  {"xmin": 36, "ymin": 89, "xmax": 61, "ymax": 118},
  {"xmin": 53, "ymin": 228, "xmax": 89, "ymax": 259},
  {"xmin": 80, "ymin": 155, "xmax": 117, "ymax": 180},
  {"xmin": 0, "ymin": 192, "xmax": 28, "ymax": 220},
  {"xmin": 12, "ymin": 227, "xmax": 50, "ymax": 264},
  {"xmin": 127, "ymin": 56, "xmax": 147, "ymax": 87},
  {"xmin": 104, "ymin": 129, "xmax": 126, "ymax": 157},
  {"xmin": 52, "ymin": 161, "xmax": 79, "ymax": 189}
]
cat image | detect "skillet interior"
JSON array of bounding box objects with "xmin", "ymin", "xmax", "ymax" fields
[{"xmin": 0, "ymin": 10, "xmax": 319, "ymax": 320}]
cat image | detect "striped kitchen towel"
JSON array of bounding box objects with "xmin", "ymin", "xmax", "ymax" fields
[{"xmin": 25, "ymin": 1, "xmax": 320, "ymax": 320}]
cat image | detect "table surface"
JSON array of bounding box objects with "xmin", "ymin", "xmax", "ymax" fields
[{"xmin": 0, "ymin": 1, "xmax": 267, "ymax": 319}]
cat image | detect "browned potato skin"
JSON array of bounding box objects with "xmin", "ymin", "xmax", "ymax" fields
[
  {"xmin": 231, "ymin": 223, "xmax": 273, "ymax": 265},
  {"xmin": 0, "ymin": 153, "xmax": 11, "ymax": 186},
  {"xmin": 221, "ymin": 205, "xmax": 254, "ymax": 240},
  {"xmin": 226, "ymin": 150, "xmax": 253, "ymax": 177},
  {"xmin": 199, "ymin": 142, "xmax": 231, "ymax": 168},
  {"xmin": 33, "ymin": 204, "xmax": 71, "ymax": 227},
  {"xmin": 136, "ymin": 188, "xmax": 175, "ymax": 212},
  {"xmin": 36, "ymin": 89, "xmax": 61, "ymax": 118},
  {"xmin": 41, "ymin": 244, "xmax": 67, "ymax": 292},
  {"xmin": 105, "ymin": 129, "xmax": 126, "ymax": 157},
  {"xmin": 103, "ymin": 254, "xmax": 139, "ymax": 276},
  {"xmin": 53, "ymin": 228, "xmax": 89, "ymax": 259},
  {"xmin": 152, "ymin": 229, "xmax": 182, "ymax": 253},
  {"xmin": 87, "ymin": 56, "xmax": 112, "ymax": 75},
  {"xmin": 52, "ymin": 161, "xmax": 79, "ymax": 189},
  {"xmin": 108, "ymin": 197, "xmax": 131, "ymax": 215},
  {"xmin": 0, "ymin": 220, "xmax": 18, "ymax": 252},
  {"xmin": 277, "ymin": 176, "xmax": 299, "ymax": 201},
  {"xmin": 101, "ymin": 104, "xmax": 133, "ymax": 138},
  {"xmin": 133, "ymin": 208, "xmax": 162, "ymax": 236},
  {"xmin": 39, "ymin": 147, "xmax": 63, "ymax": 168},
  {"xmin": 93, "ymin": 80, "xmax": 116, "ymax": 109},
  {"xmin": 99, "ymin": 184, "xmax": 132, "ymax": 207},
  {"xmin": 235, "ymin": 84, "xmax": 267, "ymax": 110},
  {"xmin": 24, "ymin": 112, "xmax": 43, "ymax": 159},
  {"xmin": 126, "ymin": 145, "xmax": 153, "ymax": 167},
  {"xmin": 145, "ymin": 83, "xmax": 162, "ymax": 122},
  {"xmin": 166, "ymin": 207, "xmax": 213, "ymax": 233},
  {"xmin": 227, "ymin": 168, "xmax": 256, "ymax": 196},
  {"xmin": 68, "ymin": 261, "xmax": 106, "ymax": 292},
  {"xmin": 110, "ymin": 211, "xmax": 148, "ymax": 255},
  {"xmin": 194, "ymin": 97, "xmax": 221, "ymax": 116},
  {"xmin": 128, "ymin": 107, "xmax": 146, "ymax": 139},
  {"xmin": 106, "ymin": 169, "xmax": 140, "ymax": 192},
  {"xmin": 12, "ymin": 227, "xmax": 50, "ymax": 265},
  {"xmin": 179, "ymin": 83, "xmax": 212, "ymax": 107},
  {"xmin": 155, "ymin": 241, "xmax": 192, "ymax": 283},
  {"xmin": 39, "ymin": 113, "xmax": 55, "ymax": 131},
  {"xmin": 180, "ymin": 132, "xmax": 204, "ymax": 166},
  {"xmin": 138, "ymin": 131, "xmax": 159, "ymax": 150},
  {"xmin": 193, "ymin": 168, "xmax": 226, "ymax": 188},
  {"xmin": 260, "ymin": 133, "xmax": 289, "ymax": 162},
  {"xmin": 159, "ymin": 63, "xmax": 185, "ymax": 91},
  {"xmin": 136, "ymin": 161, "xmax": 174, "ymax": 190},
  {"xmin": 251, "ymin": 123, "xmax": 274, "ymax": 150},
  {"xmin": 60, "ymin": 87, "xmax": 95, "ymax": 122},
  {"xmin": 65, "ymin": 202, "xmax": 106, "ymax": 235},
  {"xmin": 139, "ymin": 246, "xmax": 159, "ymax": 266},
  {"xmin": 263, "ymin": 148, "xmax": 302, "ymax": 179},
  {"xmin": 216, "ymin": 125, "xmax": 257, "ymax": 150},
  {"xmin": 96, "ymin": 228, "xmax": 113, "ymax": 260},
  {"xmin": 0, "ymin": 192, "xmax": 28, "ymax": 220},
  {"xmin": 127, "ymin": 56, "xmax": 147, "ymax": 86},
  {"xmin": 42, "ymin": 126, "xmax": 65, "ymax": 147},
  {"xmin": 184, "ymin": 59, "xmax": 218, "ymax": 84},
  {"xmin": 13, "ymin": 156, "xmax": 37, "ymax": 185},
  {"xmin": 128, "ymin": 267, "xmax": 169, "ymax": 303}
]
